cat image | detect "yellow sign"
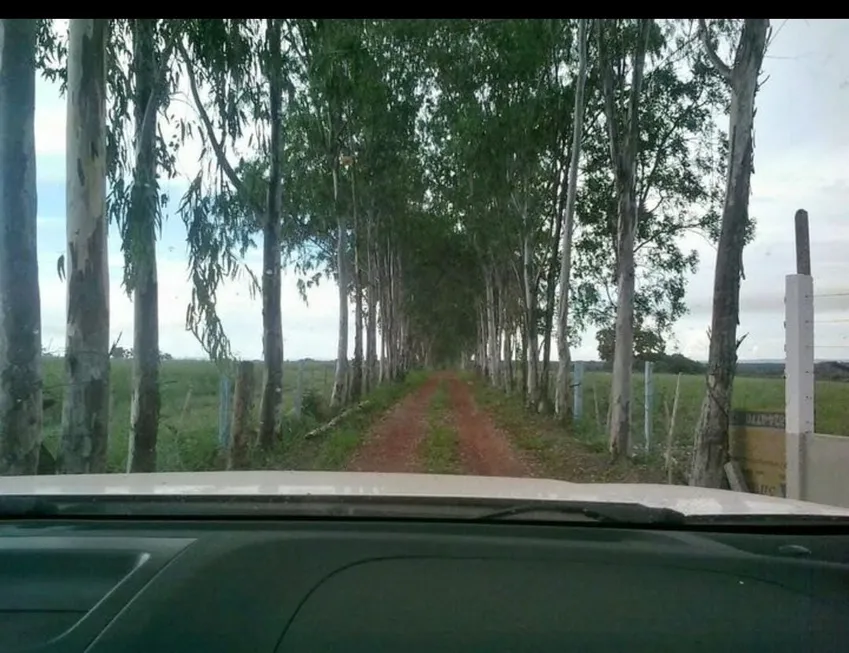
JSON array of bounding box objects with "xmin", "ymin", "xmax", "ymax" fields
[{"xmin": 729, "ymin": 411, "xmax": 786, "ymax": 497}]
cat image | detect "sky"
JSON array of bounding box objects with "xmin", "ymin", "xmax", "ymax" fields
[{"xmin": 31, "ymin": 19, "xmax": 849, "ymax": 362}]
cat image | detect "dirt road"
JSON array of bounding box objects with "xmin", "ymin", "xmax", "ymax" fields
[{"xmin": 346, "ymin": 372, "xmax": 531, "ymax": 477}]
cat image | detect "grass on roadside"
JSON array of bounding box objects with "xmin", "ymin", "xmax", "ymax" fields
[
  {"xmin": 249, "ymin": 370, "xmax": 430, "ymax": 472},
  {"xmin": 40, "ymin": 357, "xmax": 338, "ymax": 473},
  {"xmin": 470, "ymin": 375, "xmax": 666, "ymax": 484},
  {"xmin": 421, "ymin": 380, "xmax": 462, "ymax": 474}
]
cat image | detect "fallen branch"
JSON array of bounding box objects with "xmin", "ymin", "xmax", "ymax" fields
[{"xmin": 304, "ymin": 401, "xmax": 371, "ymax": 439}]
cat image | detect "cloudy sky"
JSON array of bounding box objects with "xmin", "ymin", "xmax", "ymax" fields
[{"xmin": 31, "ymin": 19, "xmax": 849, "ymax": 362}]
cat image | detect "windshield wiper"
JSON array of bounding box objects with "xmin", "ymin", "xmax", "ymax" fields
[
  {"xmin": 476, "ymin": 501, "xmax": 687, "ymax": 525},
  {"xmin": 0, "ymin": 495, "xmax": 685, "ymax": 525}
]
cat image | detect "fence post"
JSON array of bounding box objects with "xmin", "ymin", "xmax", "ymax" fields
[
  {"xmin": 228, "ymin": 361, "xmax": 256, "ymax": 471},
  {"xmin": 294, "ymin": 360, "xmax": 304, "ymax": 418},
  {"xmin": 218, "ymin": 375, "xmax": 231, "ymax": 449},
  {"xmin": 572, "ymin": 361, "xmax": 584, "ymax": 420},
  {"xmin": 323, "ymin": 365, "xmax": 329, "ymax": 398},
  {"xmin": 785, "ymin": 210, "xmax": 814, "ymax": 500},
  {"xmin": 644, "ymin": 361, "xmax": 653, "ymax": 452}
]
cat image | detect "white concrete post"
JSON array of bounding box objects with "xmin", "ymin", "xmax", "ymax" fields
[
  {"xmin": 294, "ymin": 360, "xmax": 304, "ymax": 418},
  {"xmin": 785, "ymin": 273, "xmax": 814, "ymax": 501},
  {"xmin": 644, "ymin": 361, "xmax": 654, "ymax": 453},
  {"xmin": 572, "ymin": 362, "xmax": 584, "ymax": 420}
]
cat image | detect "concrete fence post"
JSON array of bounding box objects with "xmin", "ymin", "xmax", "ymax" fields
[
  {"xmin": 644, "ymin": 361, "xmax": 654, "ymax": 453},
  {"xmin": 785, "ymin": 209, "xmax": 814, "ymax": 501},
  {"xmin": 218, "ymin": 375, "xmax": 231, "ymax": 449},
  {"xmin": 785, "ymin": 273, "xmax": 814, "ymax": 500},
  {"xmin": 572, "ymin": 361, "xmax": 584, "ymax": 420}
]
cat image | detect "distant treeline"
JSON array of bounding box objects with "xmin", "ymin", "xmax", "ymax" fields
[{"xmin": 581, "ymin": 356, "xmax": 849, "ymax": 383}]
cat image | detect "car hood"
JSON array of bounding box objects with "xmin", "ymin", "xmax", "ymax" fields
[{"xmin": 1, "ymin": 470, "xmax": 848, "ymax": 517}]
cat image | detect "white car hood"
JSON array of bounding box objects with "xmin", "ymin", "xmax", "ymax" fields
[{"xmin": 1, "ymin": 470, "xmax": 848, "ymax": 517}]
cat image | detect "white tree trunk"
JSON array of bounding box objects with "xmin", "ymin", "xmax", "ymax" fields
[
  {"xmin": 61, "ymin": 19, "xmax": 110, "ymax": 473},
  {"xmin": 691, "ymin": 19, "xmax": 769, "ymax": 488},
  {"xmin": 330, "ymin": 200, "xmax": 349, "ymax": 408},
  {"xmin": 365, "ymin": 216, "xmax": 377, "ymax": 393},
  {"xmin": 523, "ymin": 234, "xmax": 540, "ymax": 407},
  {"xmin": 0, "ymin": 19, "xmax": 41, "ymax": 475},
  {"xmin": 555, "ymin": 18, "xmax": 589, "ymax": 419},
  {"xmin": 485, "ymin": 274, "xmax": 499, "ymax": 385},
  {"xmin": 127, "ymin": 18, "xmax": 160, "ymax": 473},
  {"xmin": 608, "ymin": 214, "xmax": 638, "ymax": 455},
  {"xmin": 350, "ymin": 172, "xmax": 363, "ymax": 401},
  {"xmin": 258, "ymin": 18, "xmax": 284, "ymax": 449},
  {"xmin": 601, "ymin": 19, "xmax": 650, "ymax": 458}
]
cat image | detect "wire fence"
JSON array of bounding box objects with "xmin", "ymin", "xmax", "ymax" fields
[{"xmin": 499, "ymin": 354, "xmax": 849, "ymax": 466}]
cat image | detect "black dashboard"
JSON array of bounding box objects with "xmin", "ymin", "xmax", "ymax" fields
[{"xmin": 2, "ymin": 518, "xmax": 848, "ymax": 652}]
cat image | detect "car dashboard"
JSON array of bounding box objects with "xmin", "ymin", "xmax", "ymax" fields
[{"xmin": 2, "ymin": 517, "xmax": 848, "ymax": 652}]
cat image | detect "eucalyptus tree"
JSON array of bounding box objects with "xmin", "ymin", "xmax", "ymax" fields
[
  {"xmin": 341, "ymin": 20, "xmax": 424, "ymax": 389},
  {"xmin": 178, "ymin": 18, "xmax": 288, "ymax": 448},
  {"xmin": 316, "ymin": 21, "xmax": 359, "ymax": 406},
  {"xmin": 554, "ymin": 18, "xmax": 590, "ymax": 419},
  {"xmin": 595, "ymin": 18, "xmax": 652, "ymax": 457},
  {"xmin": 0, "ymin": 19, "xmax": 41, "ymax": 475},
  {"xmin": 59, "ymin": 19, "xmax": 111, "ymax": 473},
  {"xmin": 111, "ymin": 19, "xmax": 182, "ymax": 472},
  {"xmin": 289, "ymin": 19, "xmax": 420, "ymax": 405},
  {"xmin": 424, "ymin": 20, "xmax": 560, "ymax": 403},
  {"xmin": 690, "ymin": 19, "xmax": 769, "ymax": 488},
  {"xmin": 572, "ymin": 19, "xmax": 728, "ymax": 456}
]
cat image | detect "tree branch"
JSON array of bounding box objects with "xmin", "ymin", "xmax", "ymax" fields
[
  {"xmin": 136, "ymin": 20, "xmax": 181, "ymax": 165},
  {"xmin": 596, "ymin": 21, "xmax": 621, "ymax": 177},
  {"xmin": 698, "ymin": 19, "xmax": 732, "ymax": 81},
  {"xmin": 177, "ymin": 38, "xmax": 262, "ymax": 213}
]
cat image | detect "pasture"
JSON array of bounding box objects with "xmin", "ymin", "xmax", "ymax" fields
[
  {"xmin": 570, "ymin": 371, "xmax": 849, "ymax": 456},
  {"xmin": 38, "ymin": 358, "xmax": 849, "ymax": 475},
  {"xmin": 40, "ymin": 357, "xmax": 337, "ymax": 472}
]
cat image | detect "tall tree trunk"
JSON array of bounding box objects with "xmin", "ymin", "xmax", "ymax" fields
[
  {"xmin": 258, "ymin": 19, "xmax": 284, "ymax": 448},
  {"xmin": 127, "ymin": 18, "xmax": 161, "ymax": 473},
  {"xmin": 477, "ymin": 307, "xmax": 487, "ymax": 376},
  {"xmin": 504, "ymin": 330, "xmax": 514, "ymax": 394},
  {"xmin": 599, "ymin": 19, "xmax": 650, "ymax": 458},
  {"xmin": 379, "ymin": 278, "xmax": 388, "ymax": 384},
  {"xmin": 0, "ymin": 19, "xmax": 41, "ymax": 475},
  {"xmin": 501, "ymin": 326, "xmax": 511, "ymax": 393},
  {"xmin": 392, "ymin": 251, "xmax": 404, "ymax": 379},
  {"xmin": 691, "ymin": 19, "xmax": 769, "ymax": 488},
  {"xmin": 539, "ymin": 215, "xmax": 560, "ymax": 410},
  {"xmin": 379, "ymin": 248, "xmax": 391, "ymax": 384},
  {"xmin": 485, "ymin": 271, "xmax": 499, "ymax": 385},
  {"xmin": 365, "ymin": 212, "xmax": 377, "ymax": 393},
  {"xmin": 330, "ymin": 165, "xmax": 349, "ymax": 408},
  {"xmin": 555, "ymin": 18, "xmax": 589, "ymax": 420},
  {"xmin": 350, "ymin": 170, "xmax": 363, "ymax": 401},
  {"xmin": 61, "ymin": 19, "xmax": 110, "ymax": 473},
  {"xmin": 523, "ymin": 234, "xmax": 540, "ymax": 408},
  {"xmin": 520, "ymin": 323, "xmax": 528, "ymax": 399}
]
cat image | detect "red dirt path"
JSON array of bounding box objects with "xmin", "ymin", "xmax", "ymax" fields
[
  {"xmin": 447, "ymin": 376, "xmax": 529, "ymax": 477},
  {"xmin": 346, "ymin": 375, "xmax": 440, "ymax": 473},
  {"xmin": 347, "ymin": 372, "xmax": 531, "ymax": 477}
]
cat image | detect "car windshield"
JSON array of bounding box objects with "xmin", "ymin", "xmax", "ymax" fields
[{"xmin": 0, "ymin": 18, "xmax": 848, "ymax": 521}]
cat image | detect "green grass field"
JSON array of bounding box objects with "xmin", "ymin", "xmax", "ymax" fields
[
  {"xmin": 569, "ymin": 371, "xmax": 849, "ymax": 456},
  {"xmin": 38, "ymin": 357, "xmax": 849, "ymax": 474},
  {"xmin": 40, "ymin": 357, "xmax": 338, "ymax": 472}
]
